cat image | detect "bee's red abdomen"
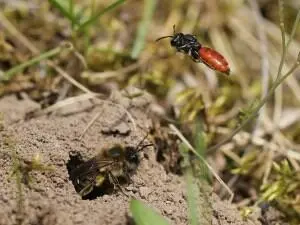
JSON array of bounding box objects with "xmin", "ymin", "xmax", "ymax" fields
[{"xmin": 199, "ymin": 47, "xmax": 230, "ymax": 75}]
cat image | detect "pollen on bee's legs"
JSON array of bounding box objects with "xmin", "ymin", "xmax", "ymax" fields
[{"xmin": 95, "ymin": 175, "xmax": 105, "ymax": 186}]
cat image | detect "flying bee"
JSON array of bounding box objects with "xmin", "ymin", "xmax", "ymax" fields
[
  {"xmin": 156, "ymin": 25, "xmax": 230, "ymax": 75},
  {"xmin": 68, "ymin": 136, "xmax": 152, "ymax": 198}
]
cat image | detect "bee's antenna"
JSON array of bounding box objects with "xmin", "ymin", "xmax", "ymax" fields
[
  {"xmin": 136, "ymin": 133, "xmax": 149, "ymax": 148},
  {"xmin": 156, "ymin": 25, "xmax": 177, "ymax": 42},
  {"xmin": 135, "ymin": 133, "xmax": 153, "ymax": 152},
  {"xmin": 155, "ymin": 35, "xmax": 173, "ymax": 42},
  {"xmin": 137, "ymin": 144, "xmax": 153, "ymax": 154}
]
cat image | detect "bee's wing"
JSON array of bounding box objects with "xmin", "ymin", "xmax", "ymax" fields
[
  {"xmin": 70, "ymin": 157, "xmax": 114, "ymax": 179},
  {"xmin": 70, "ymin": 156, "xmax": 116, "ymax": 196}
]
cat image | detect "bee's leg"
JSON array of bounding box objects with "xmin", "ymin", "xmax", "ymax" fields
[
  {"xmin": 192, "ymin": 58, "xmax": 201, "ymax": 63},
  {"xmin": 108, "ymin": 172, "xmax": 115, "ymax": 187},
  {"xmin": 123, "ymin": 168, "xmax": 134, "ymax": 185},
  {"xmin": 108, "ymin": 172, "xmax": 128, "ymax": 197},
  {"xmin": 79, "ymin": 182, "xmax": 94, "ymax": 197},
  {"xmin": 176, "ymin": 45, "xmax": 189, "ymax": 54},
  {"xmin": 191, "ymin": 49, "xmax": 201, "ymax": 62},
  {"xmin": 125, "ymin": 173, "xmax": 134, "ymax": 184},
  {"xmin": 122, "ymin": 164, "xmax": 132, "ymax": 184}
]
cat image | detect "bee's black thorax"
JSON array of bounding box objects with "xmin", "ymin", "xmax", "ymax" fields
[{"xmin": 170, "ymin": 33, "xmax": 201, "ymax": 61}]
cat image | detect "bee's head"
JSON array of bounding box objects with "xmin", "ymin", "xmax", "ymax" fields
[
  {"xmin": 156, "ymin": 24, "xmax": 184, "ymax": 48},
  {"xmin": 170, "ymin": 33, "xmax": 185, "ymax": 47},
  {"xmin": 105, "ymin": 145, "xmax": 140, "ymax": 171},
  {"xmin": 122, "ymin": 147, "xmax": 139, "ymax": 172}
]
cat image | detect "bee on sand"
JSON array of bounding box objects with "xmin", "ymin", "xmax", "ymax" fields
[{"xmin": 68, "ymin": 136, "xmax": 152, "ymax": 198}]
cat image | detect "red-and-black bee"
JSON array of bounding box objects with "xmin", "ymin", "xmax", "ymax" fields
[{"xmin": 156, "ymin": 26, "xmax": 230, "ymax": 75}]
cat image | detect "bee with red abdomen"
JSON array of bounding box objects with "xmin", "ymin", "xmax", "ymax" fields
[
  {"xmin": 156, "ymin": 26, "xmax": 230, "ymax": 75},
  {"xmin": 198, "ymin": 47, "xmax": 230, "ymax": 75}
]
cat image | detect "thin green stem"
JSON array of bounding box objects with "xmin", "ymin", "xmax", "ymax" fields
[
  {"xmin": 1, "ymin": 43, "xmax": 72, "ymax": 81},
  {"xmin": 82, "ymin": 0, "xmax": 97, "ymax": 52},
  {"xmin": 70, "ymin": 0, "xmax": 75, "ymax": 29},
  {"xmin": 275, "ymin": 0, "xmax": 286, "ymax": 81},
  {"xmin": 49, "ymin": 0, "xmax": 74, "ymax": 23},
  {"xmin": 77, "ymin": 0, "xmax": 125, "ymax": 32},
  {"xmin": 91, "ymin": 0, "xmax": 96, "ymax": 16},
  {"xmin": 208, "ymin": 61, "xmax": 300, "ymax": 154},
  {"xmin": 170, "ymin": 124, "xmax": 234, "ymax": 201},
  {"xmin": 185, "ymin": 168, "xmax": 199, "ymax": 225},
  {"xmin": 286, "ymin": 9, "xmax": 300, "ymax": 50},
  {"xmin": 131, "ymin": 0, "xmax": 157, "ymax": 59}
]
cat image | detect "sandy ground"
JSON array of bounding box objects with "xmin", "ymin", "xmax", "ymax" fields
[{"xmin": 0, "ymin": 90, "xmax": 272, "ymax": 225}]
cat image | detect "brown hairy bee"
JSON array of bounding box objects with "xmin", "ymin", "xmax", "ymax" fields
[{"xmin": 68, "ymin": 137, "xmax": 152, "ymax": 198}]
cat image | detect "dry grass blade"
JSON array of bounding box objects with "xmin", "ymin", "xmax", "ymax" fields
[
  {"xmin": 169, "ymin": 124, "xmax": 234, "ymax": 202},
  {"xmin": 37, "ymin": 93, "xmax": 101, "ymax": 116},
  {"xmin": 79, "ymin": 111, "xmax": 102, "ymax": 139}
]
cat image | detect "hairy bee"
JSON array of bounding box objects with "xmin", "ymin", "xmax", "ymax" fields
[{"xmin": 68, "ymin": 139, "xmax": 152, "ymax": 198}]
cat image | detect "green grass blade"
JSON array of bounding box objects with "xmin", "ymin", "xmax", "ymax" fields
[
  {"xmin": 193, "ymin": 120, "xmax": 211, "ymax": 181},
  {"xmin": 1, "ymin": 46, "xmax": 63, "ymax": 81},
  {"xmin": 286, "ymin": 8, "xmax": 300, "ymax": 49},
  {"xmin": 130, "ymin": 199, "xmax": 170, "ymax": 225},
  {"xmin": 49, "ymin": 0, "xmax": 76, "ymax": 23},
  {"xmin": 186, "ymin": 171, "xmax": 200, "ymax": 225},
  {"xmin": 77, "ymin": 0, "xmax": 125, "ymax": 32},
  {"xmin": 179, "ymin": 143, "xmax": 199, "ymax": 225},
  {"xmin": 74, "ymin": 7, "xmax": 88, "ymax": 27},
  {"xmin": 69, "ymin": 0, "xmax": 75, "ymax": 29},
  {"xmin": 194, "ymin": 120, "xmax": 206, "ymax": 157},
  {"xmin": 130, "ymin": 0, "xmax": 157, "ymax": 59}
]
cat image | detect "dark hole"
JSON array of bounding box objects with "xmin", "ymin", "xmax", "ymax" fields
[
  {"xmin": 66, "ymin": 151, "xmax": 85, "ymax": 172},
  {"xmin": 154, "ymin": 136, "xmax": 183, "ymax": 175},
  {"xmin": 154, "ymin": 137, "xmax": 167, "ymax": 163},
  {"xmin": 66, "ymin": 151, "xmax": 129, "ymax": 200}
]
